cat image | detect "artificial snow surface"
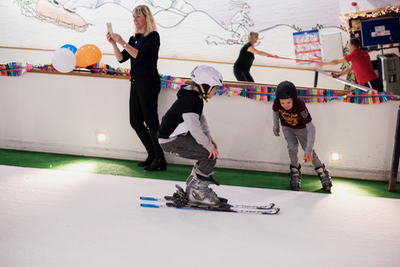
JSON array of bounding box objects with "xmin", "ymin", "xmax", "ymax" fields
[{"xmin": 0, "ymin": 165, "xmax": 399, "ymax": 267}]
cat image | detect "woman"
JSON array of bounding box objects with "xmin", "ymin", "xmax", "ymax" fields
[
  {"xmin": 106, "ymin": 5, "xmax": 166, "ymax": 171},
  {"xmin": 233, "ymin": 31, "xmax": 278, "ymax": 82}
]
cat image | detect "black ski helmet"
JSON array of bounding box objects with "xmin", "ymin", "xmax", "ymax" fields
[{"xmin": 275, "ymin": 80, "xmax": 298, "ymax": 106}]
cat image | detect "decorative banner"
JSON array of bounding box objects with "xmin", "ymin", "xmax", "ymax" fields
[
  {"xmin": 0, "ymin": 62, "xmax": 55, "ymax": 76},
  {"xmin": 88, "ymin": 62, "xmax": 130, "ymax": 76},
  {"xmin": 298, "ymin": 88, "xmax": 338, "ymax": 103},
  {"xmin": 339, "ymin": 89, "xmax": 400, "ymax": 104},
  {"xmin": 241, "ymin": 86, "xmax": 276, "ymax": 102},
  {"xmin": 1, "ymin": 61, "xmax": 399, "ymax": 105},
  {"xmin": 216, "ymin": 86, "xmax": 242, "ymax": 97},
  {"xmin": 39, "ymin": 63, "xmax": 56, "ymax": 71},
  {"xmin": 160, "ymin": 74, "xmax": 186, "ymax": 90},
  {"xmin": 0, "ymin": 62, "xmax": 33, "ymax": 77}
]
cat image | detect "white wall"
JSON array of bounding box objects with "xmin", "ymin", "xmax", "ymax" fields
[
  {"xmin": 0, "ymin": 47, "xmax": 344, "ymax": 89},
  {"xmin": 0, "ymin": 47, "xmax": 398, "ymax": 181}
]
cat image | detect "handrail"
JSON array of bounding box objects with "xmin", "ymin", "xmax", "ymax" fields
[
  {"xmin": 0, "ymin": 45, "xmax": 337, "ymax": 73},
  {"xmin": 25, "ymin": 68, "xmax": 349, "ymax": 97}
]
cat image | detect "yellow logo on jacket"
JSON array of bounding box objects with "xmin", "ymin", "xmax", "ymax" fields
[{"xmin": 279, "ymin": 109, "xmax": 299, "ymax": 126}]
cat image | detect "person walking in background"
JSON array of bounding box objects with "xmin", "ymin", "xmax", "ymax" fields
[
  {"xmin": 317, "ymin": 38, "xmax": 383, "ymax": 92},
  {"xmin": 233, "ymin": 31, "xmax": 278, "ymax": 82},
  {"xmin": 106, "ymin": 5, "xmax": 166, "ymax": 171}
]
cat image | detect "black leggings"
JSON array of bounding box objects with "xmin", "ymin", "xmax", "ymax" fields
[
  {"xmin": 129, "ymin": 73, "xmax": 161, "ymax": 132},
  {"xmin": 233, "ymin": 67, "xmax": 254, "ymax": 82}
]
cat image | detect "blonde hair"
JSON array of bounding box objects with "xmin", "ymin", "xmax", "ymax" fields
[
  {"xmin": 132, "ymin": 5, "xmax": 157, "ymax": 36},
  {"xmin": 248, "ymin": 31, "xmax": 259, "ymax": 43}
]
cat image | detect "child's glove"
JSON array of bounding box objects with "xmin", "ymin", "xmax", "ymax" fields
[{"xmin": 303, "ymin": 153, "xmax": 313, "ymax": 164}]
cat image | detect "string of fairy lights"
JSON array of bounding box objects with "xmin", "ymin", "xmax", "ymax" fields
[{"xmin": 340, "ymin": 5, "xmax": 400, "ymax": 34}]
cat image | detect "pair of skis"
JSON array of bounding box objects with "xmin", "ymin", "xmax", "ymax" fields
[{"xmin": 140, "ymin": 186, "xmax": 280, "ymax": 215}]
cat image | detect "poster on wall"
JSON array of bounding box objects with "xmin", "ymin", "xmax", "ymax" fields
[{"xmin": 293, "ymin": 30, "xmax": 322, "ymax": 64}]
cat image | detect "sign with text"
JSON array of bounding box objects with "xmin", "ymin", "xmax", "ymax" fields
[{"xmin": 293, "ymin": 30, "xmax": 322, "ymax": 64}]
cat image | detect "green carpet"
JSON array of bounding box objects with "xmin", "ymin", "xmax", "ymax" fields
[{"xmin": 0, "ymin": 148, "xmax": 399, "ymax": 199}]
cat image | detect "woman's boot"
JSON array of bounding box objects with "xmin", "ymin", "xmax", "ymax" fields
[
  {"xmin": 135, "ymin": 129, "xmax": 154, "ymax": 167},
  {"xmin": 144, "ymin": 130, "xmax": 167, "ymax": 171}
]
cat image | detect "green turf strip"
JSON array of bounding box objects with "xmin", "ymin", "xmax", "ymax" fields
[{"xmin": 0, "ymin": 148, "xmax": 399, "ymax": 199}]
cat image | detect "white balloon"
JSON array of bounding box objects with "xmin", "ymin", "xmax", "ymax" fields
[{"xmin": 51, "ymin": 48, "xmax": 76, "ymax": 73}]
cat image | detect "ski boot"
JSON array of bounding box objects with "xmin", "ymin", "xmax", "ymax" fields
[
  {"xmin": 289, "ymin": 164, "xmax": 302, "ymax": 191},
  {"xmin": 315, "ymin": 164, "xmax": 332, "ymax": 192},
  {"xmin": 185, "ymin": 170, "xmax": 224, "ymax": 207}
]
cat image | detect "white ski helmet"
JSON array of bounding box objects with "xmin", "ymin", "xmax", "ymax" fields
[{"xmin": 190, "ymin": 65, "xmax": 224, "ymax": 101}]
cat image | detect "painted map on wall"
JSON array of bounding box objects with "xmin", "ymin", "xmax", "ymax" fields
[{"xmin": 0, "ymin": 0, "xmax": 396, "ymax": 67}]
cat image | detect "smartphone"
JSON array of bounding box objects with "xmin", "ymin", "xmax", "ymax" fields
[{"xmin": 106, "ymin": 22, "xmax": 113, "ymax": 33}]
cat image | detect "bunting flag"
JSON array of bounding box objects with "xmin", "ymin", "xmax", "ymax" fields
[
  {"xmin": 0, "ymin": 62, "xmax": 34, "ymax": 76},
  {"xmin": 2, "ymin": 61, "xmax": 399, "ymax": 105},
  {"xmin": 298, "ymin": 89, "xmax": 338, "ymax": 103},
  {"xmin": 339, "ymin": 89, "xmax": 400, "ymax": 104},
  {"xmin": 87, "ymin": 62, "xmax": 130, "ymax": 76},
  {"xmin": 160, "ymin": 74, "xmax": 186, "ymax": 90},
  {"xmin": 216, "ymin": 86, "xmax": 242, "ymax": 97},
  {"xmin": 38, "ymin": 63, "xmax": 56, "ymax": 71},
  {"xmin": 0, "ymin": 62, "xmax": 56, "ymax": 77},
  {"xmin": 241, "ymin": 86, "xmax": 276, "ymax": 102}
]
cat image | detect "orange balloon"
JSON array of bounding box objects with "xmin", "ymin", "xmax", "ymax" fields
[{"xmin": 75, "ymin": 44, "xmax": 102, "ymax": 68}]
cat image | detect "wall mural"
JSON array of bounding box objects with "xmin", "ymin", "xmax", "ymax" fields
[{"xmin": 1, "ymin": 0, "xmax": 395, "ymax": 68}]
